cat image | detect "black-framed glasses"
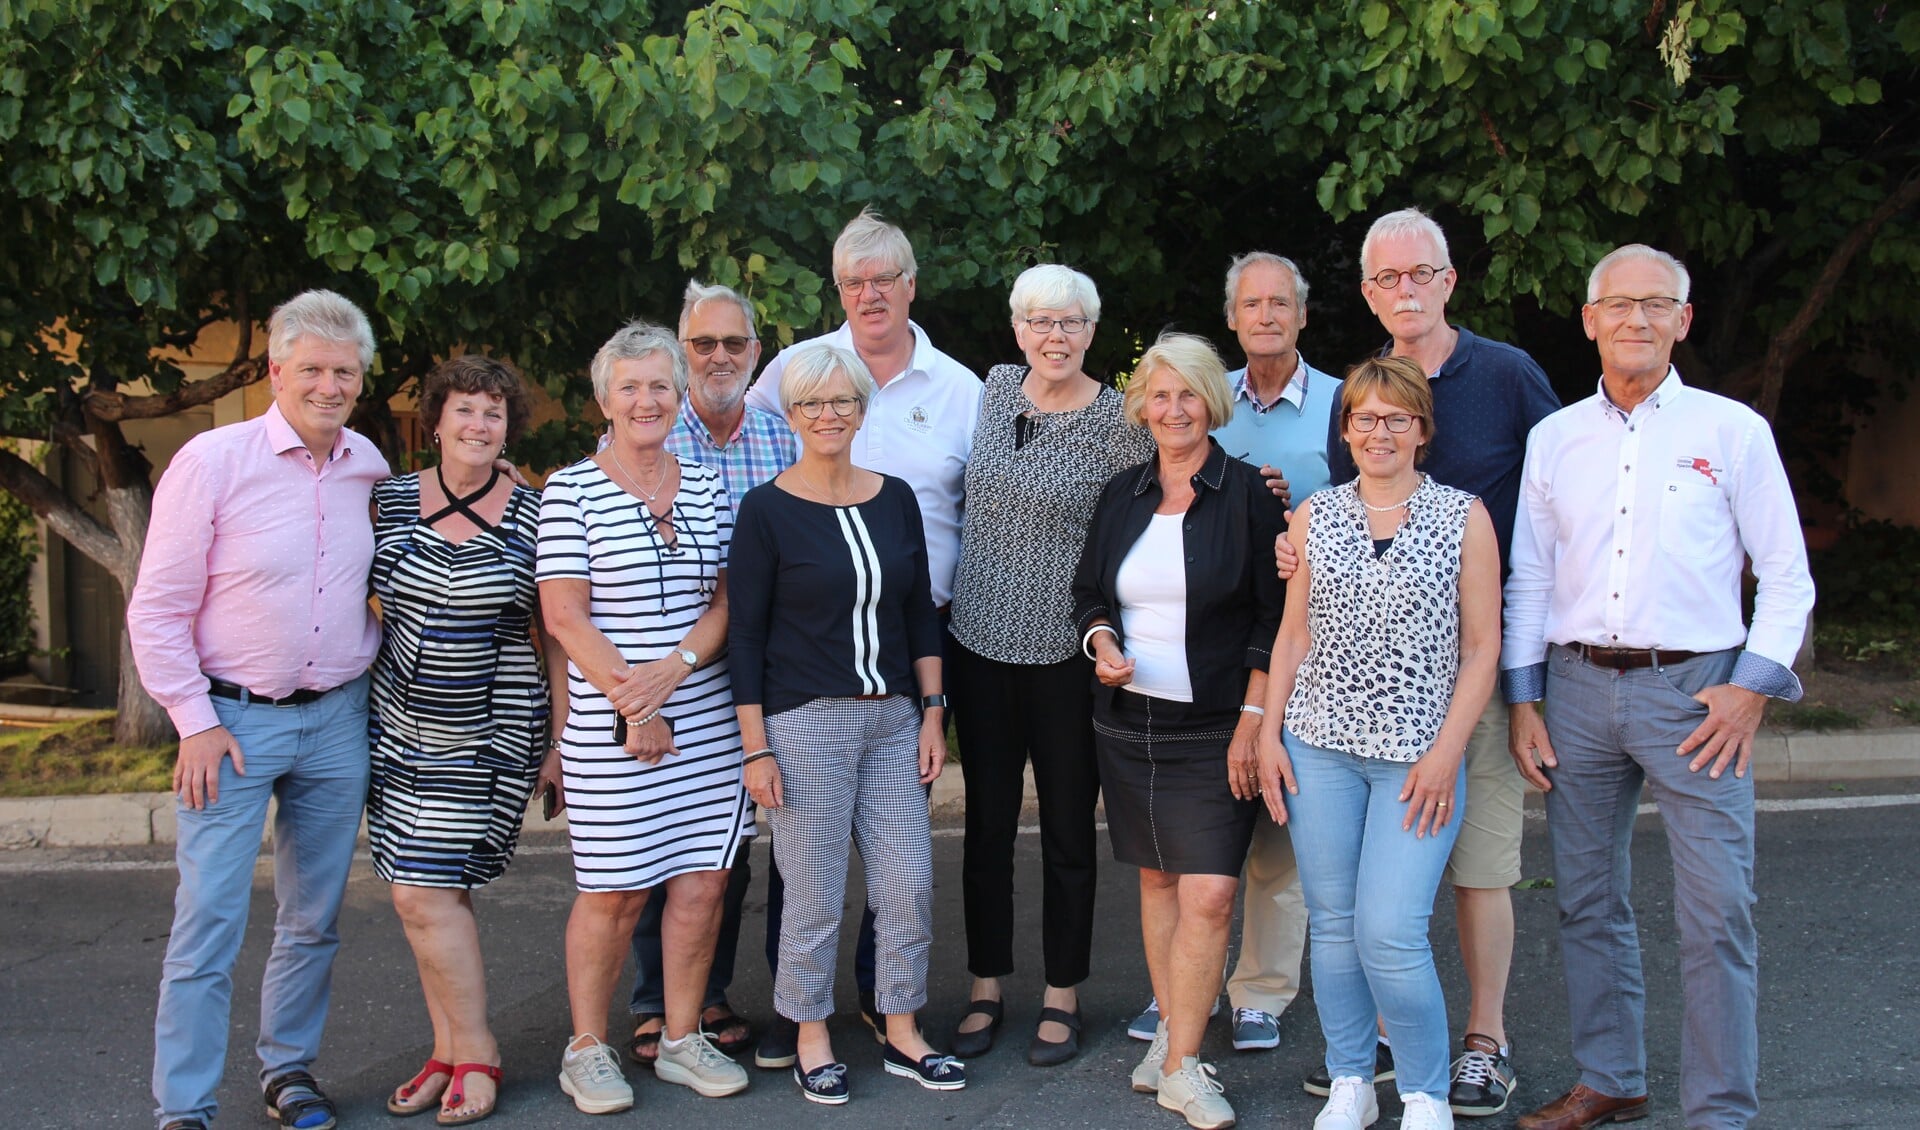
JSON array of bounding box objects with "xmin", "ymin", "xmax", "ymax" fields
[
  {"xmin": 794, "ymin": 396, "xmax": 863, "ymax": 419},
  {"xmin": 1021, "ymin": 315, "xmax": 1092, "ymax": 334},
  {"xmin": 1347, "ymin": 412, "xmax": 1417, "ymax": 434},
  {"xmin": 683, "ymin": 335, "xmax": 754, "ymax": 356},
  {"xmin": 1591, "ymin": 296, "xmax": 1681, "ymax": 319},
  {"xmin": 835, "ymin": 271, "xmax": 904, "ymax": 296},
  {"xmin": 1365, "ymin": 264, "xmax": 1448, "ymax": 290}
]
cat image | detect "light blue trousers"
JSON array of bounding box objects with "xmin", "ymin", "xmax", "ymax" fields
[
  {"xmin": 1283, "ymin": 729, "xmax": 1464, "ymax": 1100},
  {"xmin": 152, "ymin": 674, "xmax": 370, "ymax": 1129},
  {"xmin": 1540, "ymin": 645, "xmax": 1756, "ymax": 1129}
]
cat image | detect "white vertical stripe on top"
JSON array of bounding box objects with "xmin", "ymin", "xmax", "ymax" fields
[{"xmin": 834, "ymin": 505, "xmax": 886, "ymax": 694}]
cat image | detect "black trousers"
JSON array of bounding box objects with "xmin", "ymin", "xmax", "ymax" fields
[{"xmin": 950, "ymin": 637, "xmax": 1100, "ymax": 988}]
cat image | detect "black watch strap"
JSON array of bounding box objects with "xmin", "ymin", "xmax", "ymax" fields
[{"xmin": 919, "ymin": 693, "xmax": 949, "ymax": 710}]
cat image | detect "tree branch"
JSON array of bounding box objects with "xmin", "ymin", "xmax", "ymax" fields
[
  {"xmin": 82, "ymin": 353, "xmax": 269, "ymax": 422},
  {"xmin": 1755, "ymin": 169, "xmax": 1920, "ymax": 421},
  {"xmin": 0, "ymin": 447, "xmax": 122, "ymax": 569}
]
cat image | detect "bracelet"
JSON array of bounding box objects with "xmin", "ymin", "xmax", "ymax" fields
[
  {"xmin": 1081, "ymin": 623, "xmax": 1118, "ymax": 661},
  {"xmin": 1239, "ymin": 704, "xmax": 1266, "ymax": 716},
  {"xmin": 742, "ymin": 749, "xmax": 775, "ymax": 767},
  {"xmin": 633, "ymin": 708, "xmax": 660, "ymax": 727}
]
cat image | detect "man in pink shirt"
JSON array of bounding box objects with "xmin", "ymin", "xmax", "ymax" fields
[{"xmin": 127, "ymin": 290, "xmax": 390, "ymax": 1130}]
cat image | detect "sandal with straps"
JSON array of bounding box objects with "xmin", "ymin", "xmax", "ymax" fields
[
  {"xmin": 388, "ymin": 1058, "xmax": 455, "ymax": 1117},
  {"xmin": 436, "ymin": 1062, "xmax": 503, "ymax": 1127},
  {"xmin": 263, "ymin": 1069, "xmax": 337, "ymax": 1130},
  {"xmin": 628, "ymin": 1012, "xmax": 666, "ymax": 1064}
]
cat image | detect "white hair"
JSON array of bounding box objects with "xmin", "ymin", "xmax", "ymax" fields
[
  {"xmin": 589, "ymin": 321, "xmax": 688, "ymax": 402},
  {"xmin": 1360, "ymin": 207, "xmax": 1451, "ymax": 277},
  {"xmin": 1009, "ymin": 264, "xmax": 1101, "ymax": 323},
  {"xmin": 832, "ymin": 206, "xmax": 917, "ymax": 282},
  {"xmin": 781, "ymin": 342, "xmax": 876, "ymax": 411},
  {"xmin": 1223, "ymin": 252, "xmax": 1311, "ymax": 317},
  {"xmin": 678, "ymin": 280, "xmax": 758, "ymax": 338},
  {"xmin": 268, "ymin": 289, "xmax": 375, "ymax": 370},
  {"xmin": 1587, "ymin": 244, "xmax": 1692, "ymax": 304}
]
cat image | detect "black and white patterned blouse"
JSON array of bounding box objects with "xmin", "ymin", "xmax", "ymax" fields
[
  {"xmin": 1286, "ymin": 475, "xmax": 1476, "ymax": 762},
  {"xmin": 949, "ymin": 364, "xmax": 1155, "ymax": 665}
]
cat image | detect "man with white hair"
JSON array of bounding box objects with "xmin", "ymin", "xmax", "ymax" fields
[
  {"xmin": 1503, "ymin": 245, "xmax": 1813, "ymax": 1130},
  {"xmin": 1312, "ymin": 207, "xmax": 1560, "ymax": 1120},
  {"xmin": 129, "ymin": 290, "xmax": 391, "ymax": 1130},
  {"xmin": 745, "ymin": 206, "xmax": 982, "ymax": 1066},
  {"xmin": 623, "ymin": 280, "xmax": 796, "ymax": 1064}
]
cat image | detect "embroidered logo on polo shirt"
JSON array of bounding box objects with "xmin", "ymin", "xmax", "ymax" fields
[
  {"xmin": 904, "ymin": 405, "xmax": 932, "ymax": 434},
  {"xmin": 1676, "ymin": 456, "xmax": 1721, "ymax": 485}
]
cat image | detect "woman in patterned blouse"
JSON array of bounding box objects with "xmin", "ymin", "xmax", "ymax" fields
[
  {"xmin": 947, "ymin": 265, "xmax": 1152, "ymax": 1067},
  {"xmin": 1256, "ymin": 356, "xmax": 1501, "ymax": 1130}
]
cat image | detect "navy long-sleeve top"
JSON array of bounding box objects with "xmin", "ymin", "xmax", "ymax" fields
[{"xmin": 727, "ymin": 474, "xmax": 942, "ymax": 716}]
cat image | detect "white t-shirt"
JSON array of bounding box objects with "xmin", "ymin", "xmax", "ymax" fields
[
  {"xmin": 1115, "ymin": 512, "xmax": 1192, "ymax": 702},
  {"xmin": 746, "ymin": 320, "xmax": 982, "ymax": 606}
]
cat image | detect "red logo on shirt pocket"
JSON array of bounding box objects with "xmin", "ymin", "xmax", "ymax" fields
[{"xmin": 1675, "ymin": 457, "xmax": 1720, "ymax": 485}]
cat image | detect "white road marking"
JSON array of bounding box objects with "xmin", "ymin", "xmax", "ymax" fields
[{"xmin": 3, "ymin": 793, "xmax": 1917, "ymax": 873}]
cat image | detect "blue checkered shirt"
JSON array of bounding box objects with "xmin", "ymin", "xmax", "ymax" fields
[{"xmin": 664, "ymin": 400, "xmax": 798, "ymax": 503}]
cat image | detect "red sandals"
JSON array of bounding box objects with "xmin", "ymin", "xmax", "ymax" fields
[
  {"xmin": 437, "ymin": 1062, "xmax": 503, "ymax": 1127},
  {"xmin": 386, "ymin": 1058, "xmax": 453, "ymax": 1116}
]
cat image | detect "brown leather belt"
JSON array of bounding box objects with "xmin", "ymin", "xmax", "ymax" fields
[
  {"xmin": 1569, "ymin": 643, "xmax": 1701, "ymax": 670},
  {"xmin": 850, "ymin": 693, "xmax": 895, "ymax": 701}
]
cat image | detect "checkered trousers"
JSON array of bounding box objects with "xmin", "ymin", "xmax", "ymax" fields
[{"xmin": 764, "ymin": 695, "xmax": 933, "ymax": 1021}]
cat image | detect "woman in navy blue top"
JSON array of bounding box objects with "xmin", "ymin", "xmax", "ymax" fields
[{"xmin": 728, "ymin": 342, "xmax": 962, "ymax": 1104}]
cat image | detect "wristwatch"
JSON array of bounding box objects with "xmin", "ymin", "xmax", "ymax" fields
[
  {"xmin": 919, "ymin": 694, "xmax": 949, "ymax": 710},
  {"xmin": 676, "ymin": 648, "xmax": 698, "ymax": 669}
]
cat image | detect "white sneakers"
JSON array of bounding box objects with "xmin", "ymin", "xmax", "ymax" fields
[
  {"xmin": 1313, "ymin": 1075, "xmax": 1380, "ymax": 1130},
  {"xmin": 560, "ymin": 1034, "xmax": 634, "ymax": 1114},
  {"xmin": 1156, "ymin": 1056, "xmax": 1236, "ymax": 1130},
  {"xmin": 655, "ymin": 1030, "xmax": 749, "ymax": 1097},
  {"xmin": 1132, "ymin": 1023, "xmax": 1171, "ymax": 1093},
  {"xmin": 1399, "ymin": 1092, "xmax": 1454, "ymax": 1130}
]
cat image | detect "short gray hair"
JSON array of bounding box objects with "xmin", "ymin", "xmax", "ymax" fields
[
  {"xmin": 1009, "ymin": 264, "xmax": 1101, "ymax": 323},
  {"xmin": 1360, "ymin": 207, "xmax": 1452, "ymax": 277},
  {"xmin": 589, "ymin": 321, "xmax": 688, "ymax": 403},
  {"xmin": 1223, "ymin": 252, "xmax": 1311, "ymax": 317},
  {"xmin": 678, "ymin": 280, "xmax": 759, "ymax": 338},
  {"xmin": 1587, "ymin": 244, "xmax": 1692, "ymax": 304},
  {"xmin": 832, "ymin": 206, "xmax": 917, "ymax": 283},
  {"xmin": 781, "ymin": 342, "xmax": 876, "ymax": 412},
  {"xmin": 268, "ymin": 289, "xmax": 375, "ymax": 371}
]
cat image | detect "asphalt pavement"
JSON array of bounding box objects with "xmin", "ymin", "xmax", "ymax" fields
[{"xmin": 3, "ymin": 779, "xmax": 1916, "ymax": 1129}]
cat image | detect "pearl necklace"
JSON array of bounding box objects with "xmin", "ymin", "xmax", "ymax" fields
[{"xmin": 1359, "ymin": 476, "xmax": 1420, "ymax": 513}]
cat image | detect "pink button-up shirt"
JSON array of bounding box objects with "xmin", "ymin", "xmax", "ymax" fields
[{"xmin": 127, "ymin": 402, "xmax": 389, "ymax": 738}]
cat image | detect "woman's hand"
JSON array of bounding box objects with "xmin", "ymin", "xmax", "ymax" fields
[
  {"xmin": 918, "ymin": 709, "xmax": 948, "ymax": 785},
  {"xmin": 624, "ymin": 714, "xmax": 678, "ymax": 765},
  {"xmin": 1255, "ymin": 721, "xmax": 1298, "ymax": 825},
  {"xmin": 1399, "ymin": 747, "xmax": 1462, "ymax": 838},
  {"xmin": 609, "ymin": 656, "xmax": 689, "ymax": 721},
  {"xmin": 745, "ymin": 755, "xmax": 782, "ymax": 810},
  {"xmin": 535, "ymin": 742, "xmax": 566, "ymax": 817},
  {"xmin": 1227, "ymin": 711, "xmax": 1263, "ymax": 801},
  {"xmin": 1090, "ymin": 634, "xmax": 1135, "ymax": 688}
]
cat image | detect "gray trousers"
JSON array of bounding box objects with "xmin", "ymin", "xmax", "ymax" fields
[
  {"xmin": 1541, "ymin": 644, "xmax": 1757, "ymax": 1130},
  {"xmin": 765, "ymin": 696, "xmax": 932, "ymax": 1022}
]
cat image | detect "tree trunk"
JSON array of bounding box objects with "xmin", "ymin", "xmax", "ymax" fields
[
  {"xmin": 115, "ymin": 627, "xmax": 172, "ymax": 746},
  {"xmin": 88, "ymin": 414, "xmax": 174, "ymax": 748}
]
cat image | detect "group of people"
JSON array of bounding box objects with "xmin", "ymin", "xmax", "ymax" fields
[{"xmin": 127, "ymin": 203, "xmax": 1813, "ymax": 1130}]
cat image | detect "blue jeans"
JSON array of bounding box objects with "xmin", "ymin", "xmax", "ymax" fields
[
  {"xmin": 1283, "ymin": 728, "xmax": 1464, "ymax": 1100},
  {"xmin": 152, "ymin": 675, "xmax": 371, "ymax": 1129},
  {"xmin": 1540, "ymin": 645, "xmax": 1755, "ymax": 1129}
]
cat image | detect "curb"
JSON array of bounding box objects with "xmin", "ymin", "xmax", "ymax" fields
[{"xmin": 2, "ymin": 729, "xmax": 1913, "ymax": 851}]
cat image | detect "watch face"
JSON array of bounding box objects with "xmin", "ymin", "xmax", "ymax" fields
[{"xmin": 679, "ymin": 649, "xmax": 697, "ymax": 666}]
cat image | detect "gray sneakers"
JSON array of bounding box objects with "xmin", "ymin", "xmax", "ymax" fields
[
  {"xmin": 560, "ymin": 1034, "xmax": 634, "ymax": 1114},
  {"xmin": 1132, "ymin": 1022, "xmax": 1170, "ymax": 1092},
  {"xmin": 655, "ymin": 1030, "xmax": 749, "ymax": 1097},
  {"xmin": 1157, "ymin": 1056, "xmax": 1236, "ymax": 1129}
]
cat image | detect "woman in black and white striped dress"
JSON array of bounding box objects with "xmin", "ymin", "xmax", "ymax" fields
[
  {"xmin": 538, "ymin": 322, "xmax": 752, "ymax": 1113},
  {"xmin": 368, "ymin": 354, "xmax": 556, "ymax": 1124}
]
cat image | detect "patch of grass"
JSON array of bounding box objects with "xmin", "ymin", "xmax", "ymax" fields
[
  {"xmin": 1890, "ymin": 698, "xmax": 1920, "ymax": 719},
  {"xmin": 0, "ymin": 716, "xmax": 175, "ymax": 797},
  {"xmin": 1769, "ymin": 703, "xmax": 1865, "ymax": 733},
  {"xmin": 1812, "ymin": 619, "xmax": 1919, "ymax": 676}
]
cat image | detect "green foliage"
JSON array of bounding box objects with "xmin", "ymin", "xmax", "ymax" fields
[
  {"xmin": 0, "ymin": 485, "xmax": 35, "ymax": 673},
  {"xmin": 1810, "ymin": 520, "xmax": 1920, "ymax": 629},
  {"xmin": 1769, "ymin": 702, "xmax": 1864, "ymax": 732}
]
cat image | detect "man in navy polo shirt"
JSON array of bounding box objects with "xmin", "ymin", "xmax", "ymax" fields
[{"xmin": 1319, "ymin": 207, "xmax": 1560, "ymax": 1119}]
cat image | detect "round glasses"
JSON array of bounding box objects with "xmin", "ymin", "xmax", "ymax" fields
[
  {"xmin": 1365, "ymin": 264, "xmax": 1448, "ymax": 290},
  {"xmin": 1347, "ymin": 412, "xmax": 1417, "ymax": 434},
  {"xmin": 793, "ymin": 396, "xmax": 863, "ymax": 419},
  {"xmin": 683, "ymin": 336, "xmax": 754, "ymax": 357}
]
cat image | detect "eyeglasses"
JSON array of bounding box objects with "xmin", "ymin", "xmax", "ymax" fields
[
  {"xmin": 835, "ymin": 271, "xmax": 905, "ymax": 296},
  {"xmin": 793, "ymin": 396, "xmax": 863, "ymax": 419},
  {"xmin": 1365, "ymin": 264, "xmax": 1448, "ymax": 290},
  {"xmin": 1347, "ymin": 412, "xmax": 1417, "ymax": 434},
  {"xmin": 1591, "ymin": 296, "xmax": 1682, "ymax": 319},
  {"xmin": 683, "ymin": 335, "xmax": 754, "ymax": 357},
  {"xmin": 1021, "ymin": 316, "xmax": 1092, "ymax": 334}
]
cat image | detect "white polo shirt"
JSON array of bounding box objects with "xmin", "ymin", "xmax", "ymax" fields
[{"xmin": 747, "ymin": 319, "xmax": 982, "ymax": 606}]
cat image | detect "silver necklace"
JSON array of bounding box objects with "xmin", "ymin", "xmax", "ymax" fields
[
  {"xmin": 794, "ymin": 465, "xmax": 850, "ymax": 506},
  {"xmin": 1359, "ymin": 477, "xmax": 1420, "ymax": 513},
  {"xmin": 609, "ymin": 448, "xmax": 670, "ymax": 503}
]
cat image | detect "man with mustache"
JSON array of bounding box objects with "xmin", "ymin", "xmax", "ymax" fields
[
  {"xmin": 128, "ymin": 290, "xmax": 390, "ymax": 1130},
  {"xmin": 621, "ymin": 280, "xmax": 798, "ymax": 1066},
  {"xmin": 1313, "ymin": 207, "xmax": 1560, "ymax": 1120},
  {"xmin": 745, "ymin": 206, "xmax": 982, "ymax": 1066}
]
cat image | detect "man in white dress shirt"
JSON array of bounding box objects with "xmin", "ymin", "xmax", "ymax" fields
[{"xmin": 1502, "ymin": 245, "xmax": 1814, "ymax": 1130}]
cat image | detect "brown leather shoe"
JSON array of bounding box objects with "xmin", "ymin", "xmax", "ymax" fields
[{"xmin": 1516, "ymin": 1084, "xmax": 1651, "ymax": 1130}]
